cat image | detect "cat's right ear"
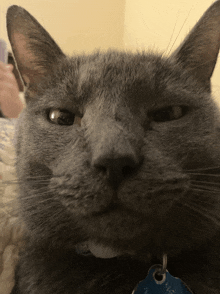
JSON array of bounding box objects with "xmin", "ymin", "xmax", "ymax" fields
[
  {"xmin": 170, "ymin": 0, "xmax": 220, "ymax": 90},
  {"xmin": 6, "ymin": 5, "xmax": 65, "ymax": 88}
]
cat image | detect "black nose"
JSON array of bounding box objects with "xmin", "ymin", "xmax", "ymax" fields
[{"xmin": 92, "ymin": 153, "xmax": 142, "ymax": 189}]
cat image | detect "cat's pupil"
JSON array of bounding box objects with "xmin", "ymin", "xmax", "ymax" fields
[
  {"xmin": 48, "ymin": 109, "xmax": 75, "ymax": 125},
  {"xmin": 150, "ymin": 106, "xmax": 187, "ymax": 123}
]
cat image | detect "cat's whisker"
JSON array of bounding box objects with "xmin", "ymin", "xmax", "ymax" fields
[
  {"xmin": 189, "ymin": 187, "xmax": 220, "ymax": 194},
  {"xmin": 179, "ymin": 201, "xmax": 220, "ymax": 227},
  {"xmin": 187, "ymin": 173, "xmax": 220, "ymax": 178},
  {"xmin": 167, "ymin": 7, "xmax": 193, "ymax": 56},
  {"xmin": 163, "ymin": 12, "xmax": 179, "ymax": 57},
  {"xmin": 24, "ymin": 204, "xmax": 65, "ymax": 219},
  {"xmin": 190, "ymin": 180, "xmax": 220, "ymax": 187},
  {"xmin": 0, "ymin": 180, "xmax": 51, "ymax": 187},
  {"xmin": 189, "ymin": 186, "xmax": 219, "ymax": 194},
  {"xmin": 12, "ymin": 192, "xmax": 54, "ymax": 201},
  {"xmin": 1, "ymin": 175, "xmax": 52, "ymax": 184},
  {"xmin": 24, "ymin": 175, "xmax": 49, "ymax": 179},
  {"xmin": 20, "ymin": 186, "xmax": 60, "ymax": 198},
  {"xmin": 33, "ymin": 198, "xmax": 56, "ymax": 205},
  {"xmin": 185, "ymin": 165, "xmax": 220, "ymax": 172},
  {"xmin": 1, "ymin": 179, "xmax": 21, "ymax": 184},
  {"xmin": 190, "ymin": 182, "xmax": 220, "ymax": 190},
  {"xmin": 24, "ymin": 177, "xmax": 52, "ymax": 182},
  {"xmin": 182, "ymin": 197, "xmax": 220, "ymax": 214},
  {"xmin": 189, "ymin": 184, "xmax": 220, "ymax": 194},
  {"xmin": 190, "ymin": 185, "xmax": 220, "ymax": 191}
]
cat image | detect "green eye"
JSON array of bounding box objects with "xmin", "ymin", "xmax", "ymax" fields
[
  {"xmin": 150, "ymin": 106, "xmax": 188, "ymax": 122},
  {"xmin": 48, "ymin": 109, "xmax": 75, "ymax": 125}
]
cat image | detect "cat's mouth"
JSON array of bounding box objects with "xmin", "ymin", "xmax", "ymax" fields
[{"xmin": 77, "ymin": 204, "xmax": 157, "ymax": 258}]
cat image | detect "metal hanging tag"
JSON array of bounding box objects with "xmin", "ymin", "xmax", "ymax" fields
[{"xmin": 132, "ymin": 254, "xmax": 193, "ymax": 294}]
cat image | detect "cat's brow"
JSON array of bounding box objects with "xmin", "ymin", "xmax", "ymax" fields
[{"xmin": 29, "ymin": 91, "xmax": 82, "ymax": 114}]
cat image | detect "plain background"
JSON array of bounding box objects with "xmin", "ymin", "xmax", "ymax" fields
[{"xmin": 1, "ymin": 0, "xmax": 220, "ymax": 102}]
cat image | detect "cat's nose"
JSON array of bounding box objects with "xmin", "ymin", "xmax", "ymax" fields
[
  {"xmin": 87, "ymin": 114, "xmax": 144, "ymax": 189},
  {"xmin": 92, "ymin": 152, "xmax": 142, "ymax": 189}
]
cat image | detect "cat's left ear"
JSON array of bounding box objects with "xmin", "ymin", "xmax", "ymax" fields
[
  {"xmin": 170, "ymin": 0, "xmax": 220, "ymax": 90},
  {"xmin": 6, "ymin": 5, "xmax": 65, "ymax": 88}
]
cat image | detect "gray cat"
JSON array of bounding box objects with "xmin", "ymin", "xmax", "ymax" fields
[{"xmin": 7, "ymin": 1, "xmax": 220, "ymax": 293}]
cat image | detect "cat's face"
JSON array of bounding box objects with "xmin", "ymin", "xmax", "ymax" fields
[{"xmin": 7, "ymin": 2, "xmax": 220, "ymax": 260}]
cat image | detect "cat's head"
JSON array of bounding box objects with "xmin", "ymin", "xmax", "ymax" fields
[{"xmin": 6, "ymin": 1, "xmax": 220, "ymax": 259}]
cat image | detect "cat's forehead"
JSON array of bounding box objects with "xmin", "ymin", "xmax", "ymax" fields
[
  {"xmin": 76, "ymin": 52, "xmax": 158, "ymax": 105},
  {"xmin": 48, "ymin": 50, "xmax": 207, "ymax": 113},
  {"xmin": 60, "ymin": 52, "xmax": 166, "ymax": 97},
  {"xmin": 74, "ymin": 51, "xmax": 161, "ymax": 86}
]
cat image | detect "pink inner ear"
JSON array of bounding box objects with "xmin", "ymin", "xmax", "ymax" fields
[{"xmin": 10, "ymin": 32, "xmax": 44, "ymax": 85}]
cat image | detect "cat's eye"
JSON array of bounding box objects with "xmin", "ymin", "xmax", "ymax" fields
[
  {"xmin": 48, "ymin": 109, "xmax": 75, "ymax": 125},
  {"xmin": 150, "ymin": 106, "xmax": 188, "ymax": 122}
]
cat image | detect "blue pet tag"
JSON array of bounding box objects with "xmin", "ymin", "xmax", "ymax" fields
[{"xmin": 132, "ymin": 259, "xmax": 193, "ymax": 294}]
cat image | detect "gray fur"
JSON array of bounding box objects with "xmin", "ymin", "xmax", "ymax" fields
[{"xmin": 7, "ymin": 2, "xmax": 220, "ymax": 293}]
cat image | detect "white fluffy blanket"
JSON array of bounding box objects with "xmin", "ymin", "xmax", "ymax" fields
[{"xmin": 0, "ymin": 118, "xmax": 25, "ymax": 294}]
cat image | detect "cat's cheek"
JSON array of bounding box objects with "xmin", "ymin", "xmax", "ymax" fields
[
  {"xmin": 51, "ymin": 179, "xmax": 114, "ymax": 216},
  {"xmin": 146, "ymin": 120, "xmax": 219, "ymax": 170},
  {"xmin": 23, "ymin": 118, "xmax": 83, "ymax": 165}
]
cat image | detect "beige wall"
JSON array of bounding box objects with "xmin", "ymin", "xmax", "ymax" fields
[
  {"xmin": 0, "ymin": 0, "xmax": 125, "ymax": 54},
  {"xmin": 124, "ymin": 0, "xmax": 220, "ymax": 102}
]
